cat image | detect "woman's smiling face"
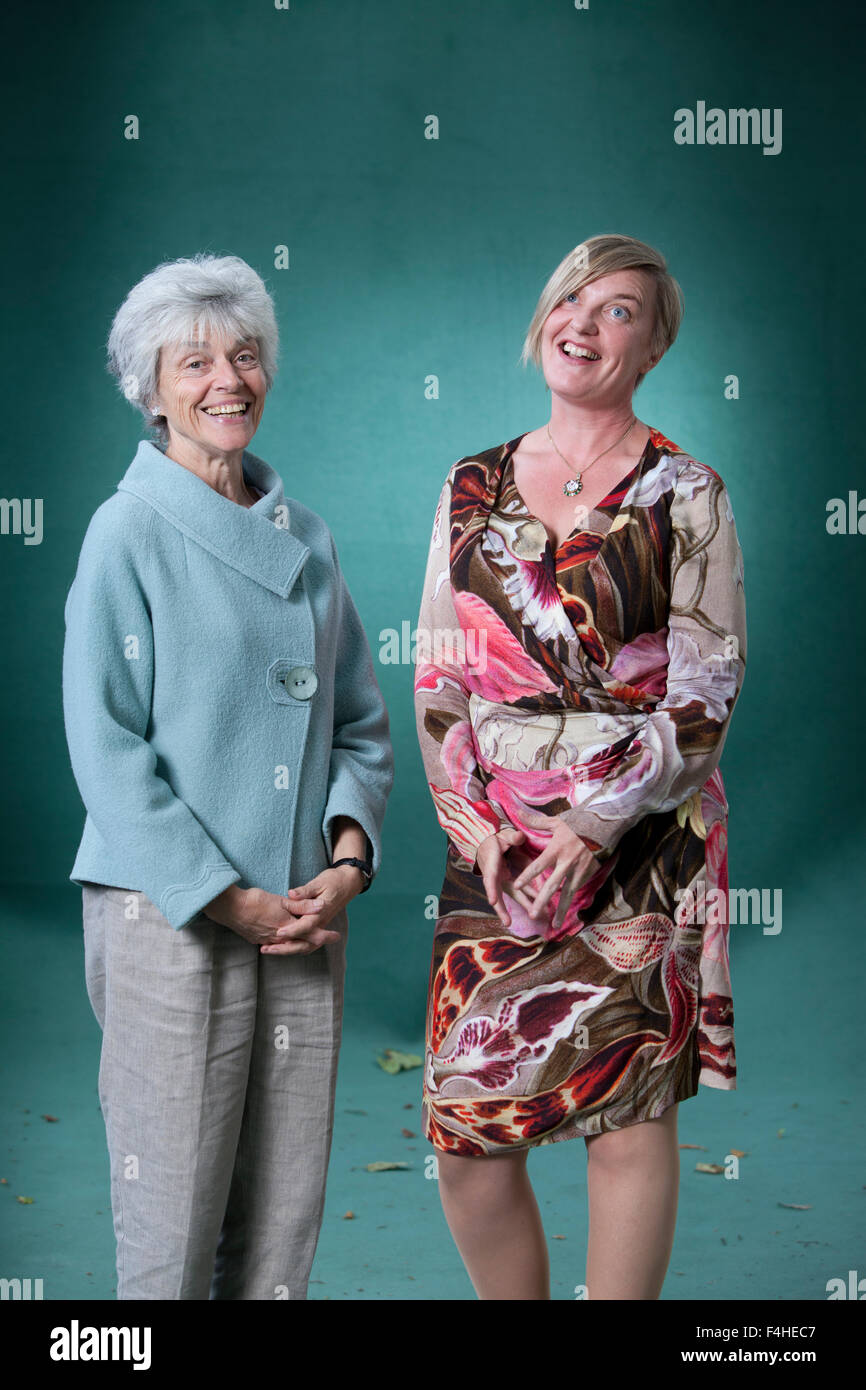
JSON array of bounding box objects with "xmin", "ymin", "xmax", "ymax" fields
[
  {"xmin": 152, "ymin": 330, "xmax": 267, "ymax": 456},
  {"xmin": 540, "ymin": 269, "xmax": 661, "ymax": 406}
]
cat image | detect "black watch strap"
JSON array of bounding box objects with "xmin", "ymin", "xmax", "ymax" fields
[{"xmin": 331, "ymin": 856, "xmax": 373, "ymax": 892}]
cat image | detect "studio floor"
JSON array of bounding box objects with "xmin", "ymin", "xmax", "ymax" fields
[{"xmin": 1, "ymin": 881, "xmax": 862, "ymax": 1302}]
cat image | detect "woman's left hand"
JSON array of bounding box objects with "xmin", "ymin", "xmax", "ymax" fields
[
  {"xmin": 510, "ymin": 820, "xmax": 601, "ymax": 922},
  {"xmin": 261, "ymin": 864, "xmax": 364, "ymax": 955}
]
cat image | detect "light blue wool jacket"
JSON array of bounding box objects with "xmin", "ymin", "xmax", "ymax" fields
[{"xmin": 62, "ymin": 439, "xmax": 394, "ymax": 930}]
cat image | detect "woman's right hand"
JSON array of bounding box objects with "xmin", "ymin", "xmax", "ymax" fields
[
  {"xmin": 202, "ymin": 884, "xmax": 341, "ymax": 953},
  {"xmin": 475, "ymin": 826, "xmax": 537, "ymax": 928}
]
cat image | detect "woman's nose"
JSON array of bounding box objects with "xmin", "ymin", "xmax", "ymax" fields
[{"xmin": 211, "ymin": 358, "xmax": 243, "ymax": 386}]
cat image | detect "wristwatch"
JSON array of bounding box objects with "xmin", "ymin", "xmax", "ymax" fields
[{"xmin": 331, "ymin": 855, "xmax": 373, "ymax": 893}]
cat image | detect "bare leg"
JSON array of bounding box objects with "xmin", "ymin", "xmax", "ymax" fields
[
  {"xmin": 436, "ymin": 1148, "xmax": 549, "ymax": 1299},
  {"xmin": 583, "ymin": 1102, "xmax": 680, "ymax": 1299}
]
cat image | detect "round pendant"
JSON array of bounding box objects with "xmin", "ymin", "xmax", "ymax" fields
[{"xmin": 563, "ymin": 477, "xmax": 582, "ymax": 497}]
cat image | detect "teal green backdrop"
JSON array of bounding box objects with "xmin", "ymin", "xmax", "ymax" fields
[{"xmin": 2, "ymin": 0, "xmax": 863, "ymax": 1302}]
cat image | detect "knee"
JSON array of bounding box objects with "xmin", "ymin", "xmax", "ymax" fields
[
  {"xmin": 436, "ymin": 1150, "xmax": 484, "ymax": 1194},
  {"xmin": 436, "ymin": 1149, "xmax": 526, "ymax": 1199},
  {"xmin": 585, "ymin": 1111, "xmax": 678, "ymax": 1173}
]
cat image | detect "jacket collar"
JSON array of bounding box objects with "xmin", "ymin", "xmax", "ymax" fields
[{"xmin": 117, "ymin": 439, "xmax": 310, "ymax": 597}]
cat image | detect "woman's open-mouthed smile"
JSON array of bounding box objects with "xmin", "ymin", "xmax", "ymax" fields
[
  {"xmin": 154, "ymin": 333, "xmax": 267, "ymax": 457},
  {"xmin": 541, "ymin": 269, "xmax": 660, "ymax": 401},
  {"xmin": 557, "ymin": 339, "xmax": 602, "ymax": 364}
]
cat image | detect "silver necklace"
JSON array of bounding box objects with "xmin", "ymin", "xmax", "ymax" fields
[{"xmin": 547, "ymin": 416, "xmax": 638, "ymax": 496}]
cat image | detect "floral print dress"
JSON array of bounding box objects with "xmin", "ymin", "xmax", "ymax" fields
[{"xmin": 413, "ymin": 427, "xmax": 747, "ymax": 1156}]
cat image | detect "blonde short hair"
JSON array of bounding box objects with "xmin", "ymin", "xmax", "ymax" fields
[{"xmin": 520, "ymin": 234, "xmax": 684, "ymax": 391}]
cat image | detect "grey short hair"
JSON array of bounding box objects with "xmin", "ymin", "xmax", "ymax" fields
[{"xmin": 106, "ymin": 253, "xmax": 279, "ymax": 443}]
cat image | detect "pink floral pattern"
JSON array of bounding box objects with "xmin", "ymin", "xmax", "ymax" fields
[{"xmin": 414, "ymin": 428, "xmax": 747, "ymax": 1153}]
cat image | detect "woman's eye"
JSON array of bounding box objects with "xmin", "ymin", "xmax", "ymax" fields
[
  {"xmin": 609, "ymin": 305, "xmax": 629, "ymax": 320},
  {"xmin": 565, "ymin": 293, "xmax": 578, "ymax": 303}
]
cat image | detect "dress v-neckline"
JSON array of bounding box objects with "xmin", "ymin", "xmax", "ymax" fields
[{"xmin": 504, "ymin": 429, "xmax": 654, "ymax": 557}]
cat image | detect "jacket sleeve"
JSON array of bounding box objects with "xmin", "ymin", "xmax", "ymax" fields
[
  {"xmin": 320, "ymin": 536, "xmax": 394, "ymax": 877},
  {"xmin": 413, "ymin": 474, "xmax": 508, "ymax": 871},
  {"xmin": 62, "ymin": 502, "xmax": 241, "ymax": 929},
  {"xmin": 558, "ymin": 460, "xmax": 747, "ymax": 859}
]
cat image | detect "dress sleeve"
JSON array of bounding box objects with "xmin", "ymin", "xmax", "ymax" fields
[
  {"xmin": 320, "ymin": 535, "xmax": 395, "ymax": 877},
  {"xmin": 558, "ymin": 460, "xmax": 747, "ymax": 859},
  {"xmin": 62, "ymin": 503, "xmax": 242, "ymax": 929},
  {"xmin": 413, "ymin": 474, "xmax": 509, "ymax": 871}
]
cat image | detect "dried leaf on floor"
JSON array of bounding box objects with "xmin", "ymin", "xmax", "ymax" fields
[{"xmin": 376, "ymin": 1049, "xmax": 423, "ymax": 1073}]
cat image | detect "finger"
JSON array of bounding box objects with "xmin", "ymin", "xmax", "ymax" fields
[
  {"xmin": 552, "ymin": 865, "xmax": 580, "ymax": 931},
  {"xmin": 261, "ymin": 935, "xmax": 340, "ymax": 956},
  {"xmin": 511, "ymin": 849, "xmax": 554, "ymax": 892},
  {"xmin": 528, "ymin": 861, "xmax": 570, "ymax": 919},
  {"xmin": 482, "ymin": 869, "xmax": 511, "ymax": 927},
  {"xmin": 477, "ymin": 848, "xmax": 506, "ymax": 913},
  {"xmin": 480, "ymin": 845, "xmax": 522, "ymax": 927},
  {"xmin": 260, "ymin": 939, "xmax": 315, "ymax": 955},
  {"xmin": 498, "ymin": 828, "xmax": 525, "ymax": 847},
  {"xmin": 263, "ymin": 925, "xmax": 342, "ymax": 954},
  {"xmin": 281, "ymin": 894, "xmax": 325, "ymax": 915},
  {"xmin": 500, "ymin": 876, "xmax": 536, "ymax": 914},
  {"xmin": 273, "ymin": 912, "xmax": 326, "ymax": 939},
  {"xmin": 282, "ymin": 891, "xmax": 325, "ymax": 906},
  {"xmin": 286, "ymin": 881, "xmax": 320, "ymax": 897}
]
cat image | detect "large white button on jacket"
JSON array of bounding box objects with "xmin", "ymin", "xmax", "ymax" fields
[{"xmin": 62, "ymin": 440, "xmax": 394, "ymax": 929}]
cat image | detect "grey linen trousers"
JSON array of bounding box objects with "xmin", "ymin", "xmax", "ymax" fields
[{"xmin": 81, "ymin": 882, "xmax": 347, "ymax": 1300}]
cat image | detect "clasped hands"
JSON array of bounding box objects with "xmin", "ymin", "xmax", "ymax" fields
[
  {"xmin": 204, "ymin": 863, "xmax": 365, "ymax": 955},
  {"xmin": 475, "ymin": 820, "xmax": 600, "ymax": 930},
  {"xmin": 204, "ymin": 821, "xmax": 600, "ymax": 948}
]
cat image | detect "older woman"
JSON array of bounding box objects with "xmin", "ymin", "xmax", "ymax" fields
[
  {"xmin": 63, "ymin": 253, "xmax": 393, "ymax": 1300},
  {"xmin": 414, "ymin": 234, "xmax": 747, "ymax": 1300}
]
